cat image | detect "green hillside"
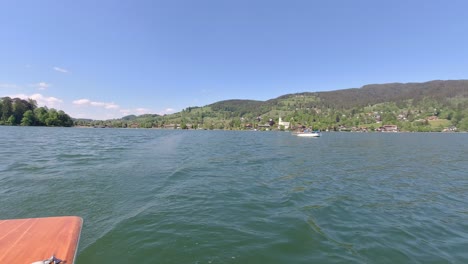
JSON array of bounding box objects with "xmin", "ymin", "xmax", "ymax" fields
[{"xmin": 75, "ymin": 80, "xmax": 468, "ymax": 132}]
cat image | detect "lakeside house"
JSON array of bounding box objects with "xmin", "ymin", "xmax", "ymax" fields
[
  {"xmin": 258, "ymin": 124, "xmax": 272, "ymax": 128},
  {"xmin": 443, "ymin": 126, "xmax": 457, "ymax": 132},
  {"xmin": 278, "ymin": 117, "xmax": 290, "ymax": 130},
  {"xmin": 379, "ymin": 125, "xmax": 398, "ymax": 132}
]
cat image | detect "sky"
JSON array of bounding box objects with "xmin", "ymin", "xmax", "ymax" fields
[{"xmin": 1, "ymin": 0, "xmax": 468, "ymax": 120}]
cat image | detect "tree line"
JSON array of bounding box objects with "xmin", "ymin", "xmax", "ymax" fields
[{"xmin": 0, "ymin": 97, "xmax": 73, "ymax": 127}]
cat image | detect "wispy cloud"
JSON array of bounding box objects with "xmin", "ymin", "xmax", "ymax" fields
[
  {"xmin": 119, "ymin": 108, "xmax": 154, "ymax": 116},
  {"xmin": 73, "ymin": 99, "xmax": 91, "ymax": 105},
  {"xmin": 73, "ymin": 98, "xmax": 119, "ymax": 109},
  {"xmin": 119, "ymin": 109, "xmax": 131, "ymax": 116},
  {"xmin": 91, "ymin": 101, "xmax": 119, "ymax": 109},
  {"xmin": 53, "ymin": 66, "xmax": 69, "ymax": 73},
  {"xmin": 72, "ymin": 98, "xmax": 160, "ymax": 119},
  {"xmin": 153, "ymin": 108, "xmax": 176, "ymax": 115},
  {"xmin": 0, "ymin": 83, "xmax": 19, "ymax": 89},
  {"xmin": 31, "ymin": 82, "xmax": 51, "ymax": 90},
  {"xmin": 136, "ymin": 108, "xmax": 151, "ymax": 114}
]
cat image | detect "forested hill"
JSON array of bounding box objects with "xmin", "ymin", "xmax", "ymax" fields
[
  {"xmin": 211, "ymin": 80, "xmax": 468, "ymax": 112},
  {"xmin": 203, "ymin": 79, "xmax": 468, "ymax": 122},
  {"xmin": 293, "ymin": 80, "xmax": 468, "ymax": 109},
  {"xmin": 79, "ymin": 79, "xmax": 468, "ymax": 132}
]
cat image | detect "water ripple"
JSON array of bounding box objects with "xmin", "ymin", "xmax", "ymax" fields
[{"xmin": 1, "ymin": 128, "xmax": 468, "ymax": 263}]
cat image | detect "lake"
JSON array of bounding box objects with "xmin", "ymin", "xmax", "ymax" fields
[{"xmin": 1, "ymin": 127, "xmax": 467, "ymax": 263}]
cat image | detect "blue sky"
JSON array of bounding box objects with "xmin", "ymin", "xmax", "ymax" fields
[{"xmin": 1, "ymin": 0, "xmax": 468, "ymax": 120}]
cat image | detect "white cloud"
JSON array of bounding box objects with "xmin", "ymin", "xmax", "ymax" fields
[
  {"xmin": 31, "ymin": 82, "xmax": 51, "ymax": 90},
  {"xmin": 90, "ymin": 101, "xmax": 105, "ymax": 107},
  {"xmin": 53, "ymin": 66, "xmax": 69, "ymax": 73},
  {"xmin": 9, "ymin": 93, "xmax": 63, "ymax": 108},
  {"xmin": 30, "ymin": 94, "xmax": 63, "ymax": 105},
  {"xmin": 71, "ymin": 99, "xmax": 166, "ymax": 120},
  {"xmin": 70, "ymin": 99, "xmax": 122, "ymax": 120},
  {"xmin": 73, "ymin": 98, "xmax": 119, "ymax": 109},
  {"xmin": 73, "ymin": 99, "xmax": 91, "ymax": 105},
  {"xmin": 73, "ymin": 99, "xmax": 152, "ymax": 119},
  {"xmin": 105, "ymin": 103, "xmax": 119, "ymax": 109}
]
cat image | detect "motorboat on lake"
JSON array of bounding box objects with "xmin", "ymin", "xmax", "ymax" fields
[{"xmin": 293, "ymin": 129, "xmax": 321, "ymax": 137}]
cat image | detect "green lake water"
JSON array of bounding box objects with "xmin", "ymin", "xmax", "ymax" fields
[{"xmin": 1, "ymin": 127, "xmax": 467, "ymax": 263}]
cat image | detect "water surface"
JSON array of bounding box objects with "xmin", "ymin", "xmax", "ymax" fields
[{"xmin": 1, "ymin": 127, "xmax": 467, "ymax": 263}]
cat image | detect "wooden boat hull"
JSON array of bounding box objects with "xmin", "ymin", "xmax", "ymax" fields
[{"xmin": 0, "ymin": 216, "xmax": 83, "ymax": 264}]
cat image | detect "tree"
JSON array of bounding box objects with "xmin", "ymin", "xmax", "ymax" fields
[
  {"xmin": 27, "ymin": 99, "xmax": 38, "ymax": 110},
  {"xmin": 12, "ymin": 98, "xmax": 28, "ymax": 125},
  {"xmin": 458, "ymin": 117, "xmax": 468, "ymax": 131},
  {"xmin": 0, "ymin": 98, "xmax": 73, "ymax": 127},
  {"xmin": 34, "ymin": 107, "xmax": 48, "ymax": 125},
  {"xmin": 57, "ymin": 110, "xmax": 73, "ymax": 127},
  {"xmin": 21, "ymin": 110, "xmax": 35, "ymax": 126},
  {"xmin": 45, "ymin": 109, "xmax": 60, "ymax": 126},
  {"xmin": 335, "ymin": 114, "xmax": 340, "ymax": 123},
  {"xmin": 180, "ymin": 120, "xmax": 187, "ymax": 129},
  {"xmin": 1, "ymin": 97, "xmax": 12, "ymax": 122},
  {"xmin": 7, "ymin": 115, "xmax": 15, "ymax": 125},
  {"xmin": 382, "ymin": 112, "xmax": 397, "ymax": 124},
  {"xmin": 453, "ymin": 111, "xmax": 464, "ymax": 126}
]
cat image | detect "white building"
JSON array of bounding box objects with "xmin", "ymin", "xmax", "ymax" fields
[{"xmin": 278, "ymin": 117, "xmax": 290, "ymax": 129}]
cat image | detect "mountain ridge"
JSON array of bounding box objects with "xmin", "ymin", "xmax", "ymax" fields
[{"xmin": 74, "ymin": 79, "xmax": 468, "ymax": 132}]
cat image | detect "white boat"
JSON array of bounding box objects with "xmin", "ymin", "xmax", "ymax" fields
[
  {"xmin": 295, "ymin": 132, "xmax": 321, "ymax": 137},
  {"xmin": 293, "ymin": 129, "xmax": 321, "ymax": 137}
]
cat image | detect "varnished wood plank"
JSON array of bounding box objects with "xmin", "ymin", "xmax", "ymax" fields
[{"xmin": 0, "ymin": 216, "xmax": 82, "ymax": 263}]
